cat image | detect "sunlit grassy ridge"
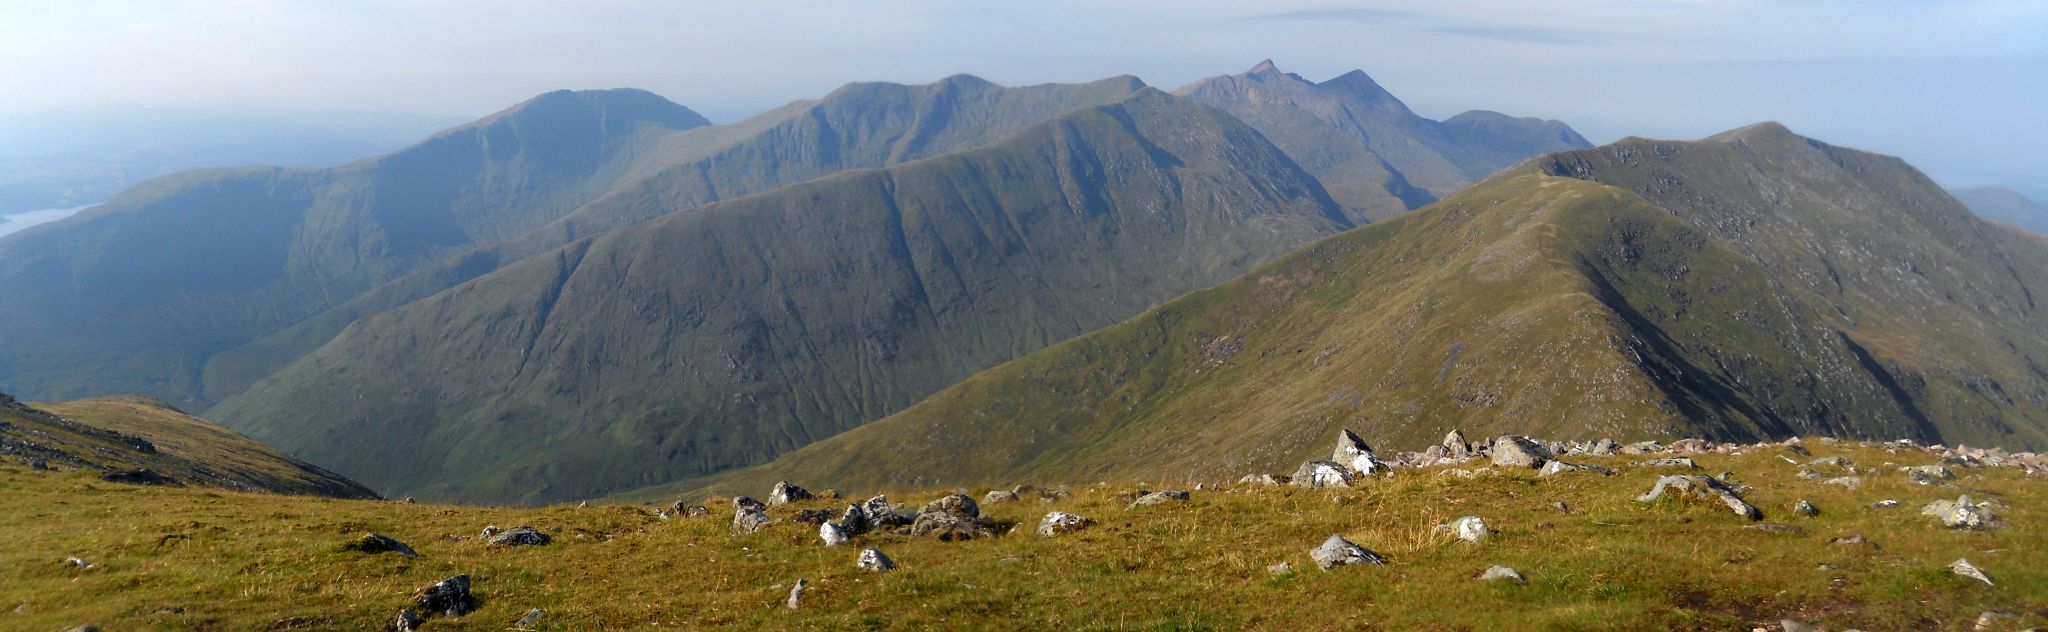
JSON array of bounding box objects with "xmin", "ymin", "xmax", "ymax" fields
[{"xmin": 4, "ymin": 440, "xmax": 2042, "ymax": 630}]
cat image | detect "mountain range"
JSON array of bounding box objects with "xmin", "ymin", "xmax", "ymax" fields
[
  {"xmin": 1952, "ymin": 186, "xmax": 2048, "ymax": 234},
  {"xmin": 0, "ymin": 63, "xmax": 1588, "ymax": 502},
  {"xmin": 695, "ymin": 123, "xmax": 2048, "ymax": 494}
]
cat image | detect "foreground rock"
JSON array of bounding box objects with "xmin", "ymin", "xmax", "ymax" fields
[
  {"xmin": 393, "ymin": 610, "xmax": 424, "ymax": 632},
  {"xmin": 909, "ymin": 492, "xmax": 991, "ymax": 540},
  {"xmin": 1038, "ymin": 511, "xmax": 1094, "ymax": 536},
  {"xmin": 486, "ymin": 526, "xmax": 551, "ymax": 547},
  {"xmin": 769, "ymin": 481, "xmax": 814, "ymax": 506},
  {"xmin": 414, "ymin": 575, "xmax": 475, "ymax": 617},
  {"xmin": 1290, "ymin": 460, "xmax": 1355, "ymax": 488},
  {"xmin": 1334, "ymin": 429, "xmax": 1389, "ymax": 476},
  {"xmin": 1490, "ymin": 436, "xmax": 1552, "ymax": 469},
  {"xmin": 1439, "ymin": 516, "xmax": 1490, "ymax": 543},
  {"xmin": 1310, "ymin": 534, "xmax": 1384, "ymax": 570},
  {"xmin": 819, "ymin": 521, "xmax": 851, "ymax": 546},
  {"xmin": 733, "ymin": 507, "xmax": 772, "ymax": 535},
  {"xmin": 1479, "ymin": 565, "xmax": 1524, "ymax": 583},
  {"xmin": 1636, "ymin": 475, "xmax": 1762, "ymax": 520},
  {"xmin": 1126, "ymin": 489, "xmax": 1190, "ymax": 510},
  {"xmin": 345, "ymin": 533, "xmax": 417, "ymax": 558},
  {"xmin": 856, "ymin": 548, "xmax": 896, "ymax": 572}
]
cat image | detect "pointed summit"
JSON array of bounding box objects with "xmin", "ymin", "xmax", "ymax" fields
[{"xmin": 1247, "ymin": 59, "xmax": 1283, "ymax": 77}]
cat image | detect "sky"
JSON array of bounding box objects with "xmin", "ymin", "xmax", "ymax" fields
[{"xmin": 2, "ymin": 0, "xmax": 2044, "ymax": 194}]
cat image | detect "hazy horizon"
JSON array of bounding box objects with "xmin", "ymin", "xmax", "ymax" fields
[{"xmin": 2, "ymin": 1, "xmax": 2043, "ymax": 194}]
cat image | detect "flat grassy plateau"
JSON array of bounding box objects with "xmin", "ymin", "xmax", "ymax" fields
[{"xmin": 3, "ymin": 439, "xmax": 2042, "ymax": 630}]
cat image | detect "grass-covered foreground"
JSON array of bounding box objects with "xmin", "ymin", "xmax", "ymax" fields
[{"xmin": 3, "ymin": 439, "xmax": 2042, "ymax": 630}]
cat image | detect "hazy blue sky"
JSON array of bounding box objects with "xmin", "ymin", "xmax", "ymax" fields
[{"xmin": 3, "ymin": 0, "xmax": 2043, "ymax": 193}]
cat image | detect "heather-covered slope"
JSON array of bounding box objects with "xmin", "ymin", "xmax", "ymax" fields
[
  {"xmin": 0, "ymin": 392, "xmax": 375, "ymax": 498},
  {"xmin": 214, "ymin": 89, "xmax": 1353, "ymax": 503},
  {"xmin": 0, "ymin": 89, "xmax": 711, "ymax": 406},
  {"xmin": 705, "ymin": 125, "xmax": 2048, "ymax": 493},
  {"xmin": 1174, "ymin": 60, "xmax": 1588, "ymax": 222}
]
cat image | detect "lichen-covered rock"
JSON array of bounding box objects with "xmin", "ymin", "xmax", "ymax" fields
[
  {"xmin": 733, "ymin": 507, "xmax": 772, "ymax": 534},
  {"xmin": 414, "ymin": 574, "xmax": 475, "ymax": 617},
  {"xmin": 1921, "ymin": 495, "xmax": 1998, "ymax": 529},
  {"xmin": 1126, "ymin": 489, "xmax": 1190, "ymax": 510},
  {"xmin": 1637, "ymin": 475, "xmax": 1761, "ymax": 520},
  {"xmin": 768, "ymin": 481, "xmax": 814, "ymax": 506},
  {"xmin": 1490, "ymin": 436, "xmax": 1551, "ymax": 469},
  {"xmin": 1290, "ymin": 460, "xmax": 1355, "ymax": 488},
  {"xmin": 1334, "ymin": 429, "xmax": 1389, "ymax": 476},
  {"xmin": 1310, "ymin": 534, "xmax": 1384, "ymax": 570},
  {"xmin": 487, "ymin": 526, "xmax": 551, "ymax": 547},
  {"xmin": 1038, "ymin": 511, "xmax": 1094, "ymax": 536},
  {"xmin": 1438, "ymin": 516, "xmax": 1490, "ymax": 543},
  {"xmin": 346, "ymin": 533, "xmax": 418, "ymax": 558},
  {"xmin": 856, "ymin": 548, "xmax": 896, "ymax": 572},
  {"xmin": 1479, "ymin": 565, "xmax": 1524, "ymax": 583}
]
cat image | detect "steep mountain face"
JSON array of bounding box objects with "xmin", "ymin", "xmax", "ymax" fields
[
  {"xmin": 0, "ymin": 90, "xmax": 711, "ymax": 405},
  {"xmin": 701, "ymin": 124, "xmax": 2048, "ymax": 494},
  {"xmin": 1174, "ymin": 60, "xmax": 1589, "ymax": 223},
  {"xmin": 195, "ymin": 76, "xmax": 1148, "ymax": 403},
  {"xmin": 1951, "ymin": 186, "xmax": 2048, "ymax": 233},
  {"xmin": 0, "ymin": 392, "xmax": 376, "ymax": 498},
  {"xmin": 212, "ymin": 89, "xmax": 1353, "ymax": 503}
]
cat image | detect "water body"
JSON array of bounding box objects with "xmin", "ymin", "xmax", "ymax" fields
[{"xmin": 0, "ymin": 205, "xmax": 93, "ymax": 239}]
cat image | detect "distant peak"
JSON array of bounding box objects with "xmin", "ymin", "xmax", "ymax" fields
[
  {"xmin": 1704, "ymin": 121, "xmax": 1802, "ymax": 144},
  {"xmin": 1247, "ymin": 59, "xmax": 1283, "ymax": 76},
  {"xmin": 936, "ymin": 73, "xmax": 997, "ymax": 89}
]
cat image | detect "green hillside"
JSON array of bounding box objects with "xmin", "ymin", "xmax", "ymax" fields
[
  {"xmin": 1174, "ymin": 60, "xmax": 1589, "ymax": 222},
  {"xmin": 212, "ymin": 89, "xmax": 1353, "ymax": 504},
  {"xmin": 700, "ymin": 124, "xmax": 2048, "ymax": 494},
  {"xmin": 0, "ymin": 392, "xmax": 374, "ymax": 498}
]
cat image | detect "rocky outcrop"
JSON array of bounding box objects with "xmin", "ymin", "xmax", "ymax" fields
[
  {"xmin": 1636, "ymin": 475, "xmax": 1762, "ymax": 520},
  {"xmin": 1038, "ymin": 511, "xmax": 1095, "ymax": 537},
  {"xmin": 1310, "ymin": 534, "xmax": 1384, "ymax": 570},
  {"xmin": 1490, "ymin": 436, "xmax": 1551, "ymax": 469}
]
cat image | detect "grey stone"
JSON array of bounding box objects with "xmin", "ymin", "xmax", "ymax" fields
[
  {"xmin": 1921, "ymin": 495, "xmax": 1997, "ymax": 529},
  {"xmin": 1870, "ymin": 499, "xmax": 1901, "ymax": 509},
  {"xmin": 487, "ymin": 526, "xmax": 551, "ymax": 547},
  {"xmin": 733, "ymin": 507, "xmax": 772, "ymax": 534},
  {"xmin": 1443, "ymin": 429, "xmax": 1472, "ymax": 459},
  {"xmin": 910, "ymin": 493, "xmax": 989, "ymax": 540},
  {"xmin": 1126, "ymin": 489, "xmax": 1190, "ymax": 510},
  {"xmin": 769, "ymin": 481, "xmax": 814, "ymax": 506},
  {"xmin": 1334, "ymin": 429, "xmax": 1389, "ymax": 476},
  {"xmin": 1290, "ymin": 460, "xmax": 1355, "ymax": 488},
  {"xmin": 1266, "ymin": 562, "xmax": 1292, "ymax": 575},
  {"xmin": 1438, "ymin": 516, "xmax": 1490, "ymax": 543},
  {"xmin": 1974, "ymin": 610, "xmax": 2019, "ymax": 630},
  {"xmin": 1950, "ymin": 558, "xmax": 1994, "ymax": 585},
  {"xmin": 1587, "ymin": 438, "xmax": 1618, "ymax": 455},
  {"xmin": 414, "ymin": 574, "xmax": 475, "ymax": 617},
  {"xmin": 856, "ymin": 548, "xmax": 896, "ymax": 572},
  {"xmin": 393, "ymin": 610, "xmax": 424, "ymax": 632},
  {"xmin": 838, "ymin": 504, "xmax": 873, "ymax": 535},
  {"xmin": 1490, "ymin": 435, "xmax": 1552, "ymax": 469},
  {"xmin": 514, "ymin": 608, "xmax": 544, "ymax": 629},
  {"xmin": 348, "ymin": 533, "xmax": 418, "ymax": 558},
  {"xmin": 1037, "ymin": 511, "xmax": 1094, "ymax": 537},
  {"xmin": 1309, "ymin": 534, "xmax": 1384, "ymax": 570},
  {"xmin": 733, "ymin": 496, "xmax": 767, "ymax": 512},
  {"xmin": 1638, "ymin": 457, "xmax": 1698, "ymax": 469},
  {"xmin": 1808, "ymin": 456, "xmax": 1853, "ymax": 469},
  {"xmin": 982, "ymin": 490, "xmax": 1019, "ymax": 505},
  {"xmin": 480, "ymin": 525, "xmax": 502, "ymax": 539},
  {"xmin": 1823, "ymin": 476, "xmax": 1863, "ymax": 490},
  {"xmin": 1793, "ymin": 500, "xmax": 1819, "ymax": 517},
  {"xmin": 1637, "ymin": 474, "xmax": 1762, "ymax": 520},
  {"xmin": 786, "ymin": 579, "xmax": 807, "ymax": 609},
  {"xmin": 1237, "ymin": 473, "xmax": 1285, "ymax": 486},
  {"xmin": 819, "ymin": 521, "xmax": 851, "ymax": 547},
  {"xmin": 1479, "ymin": 565, "xmax": 1525, "ymax": 583},
  {"xmin": 1538, "ymin": 460, "xmax": 1612, "ymax": 477}
]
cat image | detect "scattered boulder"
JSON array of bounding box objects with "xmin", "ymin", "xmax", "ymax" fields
[
  {"xmin": 393, "ymin": 609, "xmax": 424, "ymax": 632},
  {"xmin": 1782, "ymin": 442, "xmax": 1812, "ymax": 457},
  {"xmin": 791, "ymin": 509, "xmax": 834, "ymax": 526},
  {"xmin": 1442, "ymin": 429, "xmax": 1473, "ymax": 459},
  {"xmin": 1793, "ymin": 500, "xmax": 1819, "ymax": 518},
  {"xmin": 1904, "ymin": 465, "xmax": 1956, "ymax": 486},
  {"xmin": 1537, "ymin": 461, "xmax": 1611, "ymax": 477},
  {"xmin": 1237, "ymin": 473, "xmax": 1286, "ymax": 486},
  {"xmin": 480, "ymin": 525, "xmax": 502, "ymax": 539},
  {"xmin": 1830, "ymin": 534, "xmax": 1872, "ymax": 546},
  {"xmin": 1334, "ymin": 429, "xmax": 1389, "ymax": 476},
  {"xmin": 838, "ymin": 504, "xmax": 873, "ymax": 535},
  {"xmin": 1921, "ymin": 495, "xmax": 1998, "ymax": 529},
  {"xmin": 1584, "ymin": 438, "xmax": 1618, "ymax": 456},
  {"xmin": 733, "ymin": 508, "xmax": 772, "ymax": 535},
  {"xmin": 786, "ymin": 579, "xmax": 807, "ymax": 610},
  {"xmin": 1038, "ymin": 511, "xmax": 1094, "ymax": 537},
  {"xmin": 1490, "ymin": 436, "xmax": 1551, "ymax": 469},
  {"xmin": 413, "ymin": 574, "xmax": 475, "ymax": 617},
  {"xmin": 768, "ymin": 482, "xmax": 814, "ymax": 506},
  {"xmin": 1438, "ymin": 516, "xmax": 1490, "ymax": 543},
  {"xmin": 733, "ymin": 496, "xmax": 767, "ymax": 512},
  {"xmin": 1126, "ymin": 489, "xmax": 1190, "ymax": 510},
  {"xmin": 856, "ymin": 548, "xmax": 896, "ymax": 572},
  {"xmin": 1823, "ymin": 476, "xmax": 1863, "ymax": 490},
  {"xmin": 1742, "ymin": 523, "xmax": 1803, "ymax": 535},
  {"xmin": 1808, "ymin": 456, "xmax": 1853, "ymax": 469},
  {"xmin": 1637, "ymin": 457, "xmax": 1698, "ymax": 469},
  {"xmin": 1310, "ymin": 534, "xmax": 1384, "ymax": 570},
  {"xmin": 1870, "ymin": 499, "xmax": 1901, "ymax": 509},
  {"xmin": 1620, "ymin": 440, "xmax": 1663, "ymax": 455},
  {"xmin": 100, "ymin": 469, "xmax": 179, "ymax": 486},
  {"xmin": 819, "ymin": 522, "xmax": 851, "ymax": 547},
  {"xmin": 64, "ymin": 556, "xmax": 92, "ymax": 569},
  {"xmin": 983, "ymin": 490, "xmax": 1019, "ymax": 505},
  {"xmin": 1290, "ymin": 460, "xmax": 1355, "ymax": 488},
  {"xmin": 1266, "ymin": 562, "xmax": 1292, "ymax": 575},
  {"xmin": 1479, "ymin": 565, "xmax": 1524, "ymax": 583},
  {"xmin": 909, "ymin": 493, "xmax": 990, "ymax": 540},
  {"xmin": 1974, "ymin": 610, "xmax": 2019, "ymax": 630},
  {"xmin": 486, "ymin": 526, "xmax": 551, "ymax": 547},
  {"xmin": 346, "ymin": 533, "xmax": 418, "ymax": 558},
  {"xmin": 1637, "ymin": 475, "xmax": 1762, "ymax": 520},
  {"xmin": 513, "ymin": 608, "xmax": 544, "ymax": 629},
  {"xmin": 1950, "ymin": 558, "xmax": 1994, "ymax": 585}
]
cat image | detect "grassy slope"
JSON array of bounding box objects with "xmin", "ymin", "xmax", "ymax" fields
[
  {"xmin": 696, "ymin": 127, "xmax": 2048, "ymax": 496},
  {"xmin": 4, "ymin": 441, "xmax": 2042, "ymax": 630},
  {"xmin": 213, "ymin": 89, "xmax": 1352, "ymax": 504},
  {"xmin": 1, "ymin": 395, "xmax": 374, "ymax": 498}
]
